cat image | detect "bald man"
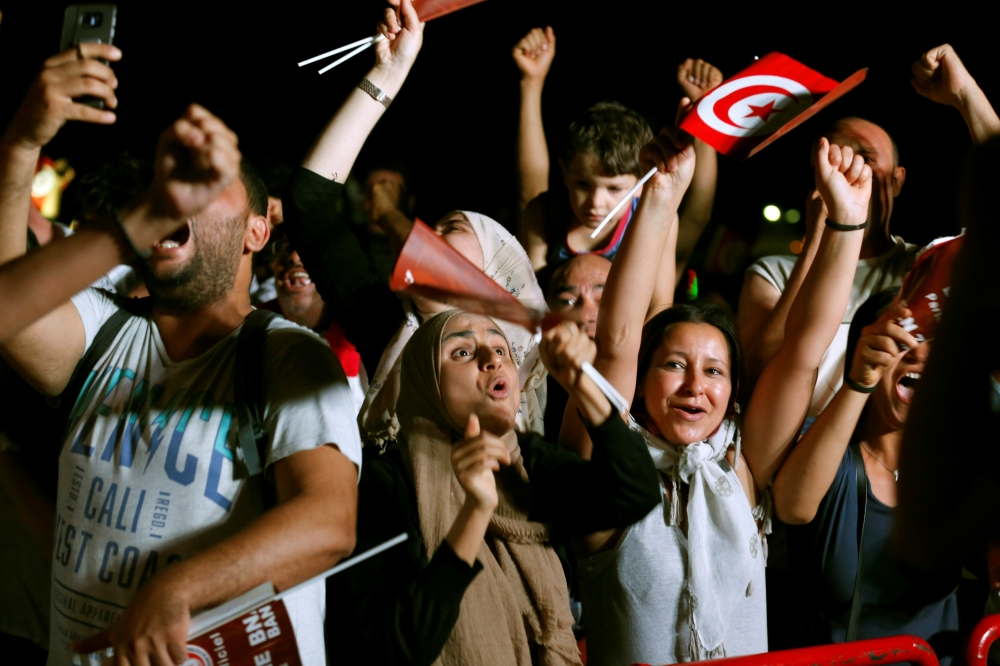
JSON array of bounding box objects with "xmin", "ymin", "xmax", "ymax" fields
[{"xmin": 737, "ymin": 45, "xmax": 1000, "ymax": 418}]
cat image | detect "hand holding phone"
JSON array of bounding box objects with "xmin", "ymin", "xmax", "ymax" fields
[
  {"xmin": 4, "ymin": 43, "xmax": 120, "ymax": 149},
  {"xmin": 59, "ymin": 4, "xmax": 117, "ymax": 109}
]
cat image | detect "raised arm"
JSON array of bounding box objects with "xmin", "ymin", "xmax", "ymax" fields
[
  {"xmin": 741, "ymin": 140, "xmax": 872, "ymax": 490},
  {"xmin": 284, "ymin": 0, "xmax": 423, "ymax": 370},
  {"xmin": 912, "ymin": 44, "xmax": 1000, "ymax": 145},
  {"xmin": 595, "ymin": 127, "xmax": 693, "ymax": 398},
  {"xmin": 737, "ymin": 191, "xmax": 828, "ymax": 386},
  {"xmin": 558, "ymin": 121, "xmax": 695, "ymax": 455},
  {"xmin": 674, "ymin": 59, "xmax": 722, "ymax": 281},
  {"xmin": 0, "ymin": 43, "xmax": 120, "ymax": 264},
  {"xmin": 301, "ymin": 0, "xmax": 424, "ymax": 184},
  {"xmin": 0, "ymin": 105, "xmax": 240, "ymax": 389},
  {"xmin": 773, "ymin": 304, "xmax": 918, "ymax": 523},
  {"xmin": 513, "ymin": 27, "xmax": 556, "ymax": 211}
]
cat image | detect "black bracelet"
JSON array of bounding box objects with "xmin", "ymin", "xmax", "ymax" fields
[
  {"xmin": 825, "ymin": 219, "xmax": 868, "ymax": 232},
  {"xmin": 113, "ymin": 210, "xmax": 151, "ymax": 260},
  {"xmin": 844, "ymin": 376, "xmax": 878, "ymax": 393}
]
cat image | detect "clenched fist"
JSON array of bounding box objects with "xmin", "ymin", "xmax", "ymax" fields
[{"xmin": 513, "ymin": 27, "xmax": 556, "ymax": 83}]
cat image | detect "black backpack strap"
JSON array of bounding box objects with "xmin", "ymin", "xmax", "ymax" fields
[
  {"xmin": 233, "ymin": 309, "xmax": 279, "ymax": 478},
  {"xmin": 846, "ymin": 439, "xmax": 869, "ymax": 642},
  {"xmin": 59, "ymin": 297, "xmax": 153, "ymax": 437}
]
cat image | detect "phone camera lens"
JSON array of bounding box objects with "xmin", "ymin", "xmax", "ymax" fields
[{"xmin": 82, "ymin": 13, "xmax": 103, "ymax": 28}]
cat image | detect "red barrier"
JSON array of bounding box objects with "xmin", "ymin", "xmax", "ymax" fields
[
  {"xmin": 967, "ymin": 614, "xmax": 1000, "ymax": 666},
  {"xmin": 634, "ymin": 635, "xmax": 938, "ymax": 666}
]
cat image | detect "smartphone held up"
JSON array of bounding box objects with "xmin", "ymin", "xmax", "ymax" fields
[{"xmin": 59, "ymin": 4, "xmax": 117, "ymax": 109}]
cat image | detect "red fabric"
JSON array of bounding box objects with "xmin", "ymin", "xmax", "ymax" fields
[
  {"xmin": 679, "ymin": 53, "xmax": 866, "ymax": 159},
  {"xmin": 326, "ymin": 319, "xmax": 362, "ymax": 377},
  {"xmin": 897, "ymin": 234, "xmax": 964, "ymax": 343},
  {"xmin": 413, "ymin": 0, "xmax": 486, "ymax": 21}
]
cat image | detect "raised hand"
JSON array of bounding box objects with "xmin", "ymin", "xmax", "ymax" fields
[
  {"xmin": 676, "ymin": 58, "xmax": 723, "ymax": 102},
  {"xmin": 370, "ymin": 180, "xmax": 406, "ymax": 219},
  {"xmin": 814, "ymin": 137, "xmax": 872, "ymax": 228},
  {"xmin": 540, "ymin": 320, "xmax": 596, "ymax": 392},
  {"xmin": 4, "ymin": 43, "xmax": 121, "ymax": 149},
  {"xmin": 451, "ymin": 414, "xmax": 509, "ymax": 511},
  {"xmin": 911, "ymin": 44, "xmax": 978, "ymax": 109},
  {"xmin": 639, "ymin": 100, "xmax": 697, "ymax": 203},
  {"xmin": 513, "ymin": 27, "xmax": 556, "ymax": 82},
  {"xmin": 374, "ymin": 0, "xmax": 425, "ymax": 75},
  {"xmin": 147, "ymin": 104, "xmax": 241, "ymax": 220},
  {"xmin": 847, "ymin": 304, "xmax": 920, "ymax": 389}
]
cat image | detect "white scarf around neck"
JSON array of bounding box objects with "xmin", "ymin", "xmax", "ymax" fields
[{"xmin": 629, "ymin": 416, "xmax": 770, "ymax": 660}]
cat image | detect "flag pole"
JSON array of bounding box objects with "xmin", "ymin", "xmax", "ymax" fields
[{"xmin": 590, "ymin": 166, "xmax": 657, "ymax": 239}]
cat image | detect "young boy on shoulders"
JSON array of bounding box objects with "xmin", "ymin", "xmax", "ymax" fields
[{"xmin": 513, "ymin": 28, "xmax": 721, "ymax": 278}]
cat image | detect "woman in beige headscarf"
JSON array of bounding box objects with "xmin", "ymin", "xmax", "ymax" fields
[
  {"xmin": 359, "ymin": 210, "xmax": 549, "ymax": 447},
  {"xmin": 324, "ymin": 310, "xmax": 660, "ymax": 666}
]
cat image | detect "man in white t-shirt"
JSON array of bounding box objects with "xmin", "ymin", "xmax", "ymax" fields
[
  {"xmin": 0, "ymin": 45, "xmax": 361, "ymax": 666},
  {"xmin": 737, "ymin": 44, "xmax": 1000, "ymax": 417}
]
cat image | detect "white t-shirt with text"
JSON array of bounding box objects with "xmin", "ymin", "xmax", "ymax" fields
[{"xmin": 49, "ymin": 288, "xmax": 362, "ymax": 666}]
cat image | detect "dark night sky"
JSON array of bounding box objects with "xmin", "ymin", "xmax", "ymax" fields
[{"xmin": 1, "ymin": 2, "xmax": 993, "ymax": 303}]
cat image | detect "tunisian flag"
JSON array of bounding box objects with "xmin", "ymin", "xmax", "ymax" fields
[{"xmin": 679, "ymin": 53, "xmax": 867, "ymax": 159}]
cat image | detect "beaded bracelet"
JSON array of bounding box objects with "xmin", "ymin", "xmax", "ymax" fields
[
  {"xmin": 825, "ymin": 219, "xmax": 868, "ymax": 232},
  {"xmin": 844, "ymin": 376, "xmax": 878, "ymax": 393}
]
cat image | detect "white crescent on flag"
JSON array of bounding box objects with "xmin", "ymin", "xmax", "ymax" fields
[
  {"xmin": 679, "ymin": 53, "xmax": 866, "ymax": 159},
  {"xmin": 697, "ymin": 75, "xmax": 813, "ymax": 138}
]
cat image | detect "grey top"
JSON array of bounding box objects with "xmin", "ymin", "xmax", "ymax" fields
[{"xmin": 578, "ymin": 474, "xmax": 767, "ymax": 666}]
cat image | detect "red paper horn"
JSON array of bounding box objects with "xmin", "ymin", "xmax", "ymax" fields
[
  {"xmin": 390, "ymin": 221, "xmax": 557, "ymax": 332},
  {"xmin": 412, "ymin": 0, "xmax": 486, "ymax": 21}
]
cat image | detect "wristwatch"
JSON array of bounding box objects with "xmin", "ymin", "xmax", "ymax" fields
[{"xmin": 358, "ymin": 78, "xmax": 393, "ymax": 109}]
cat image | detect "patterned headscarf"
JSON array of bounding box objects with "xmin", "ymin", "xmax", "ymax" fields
[{"xmin": 358, "ymin": 211, "xmax": 547, "ymax": 447}]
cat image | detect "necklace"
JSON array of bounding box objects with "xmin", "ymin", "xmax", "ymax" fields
[{"xmin": 860, "ymin": 441, "xmax": 898, "ymax": 481}]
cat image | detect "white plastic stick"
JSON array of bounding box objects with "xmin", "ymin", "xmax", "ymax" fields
[
  {"xmin": 298, "ymin": 35, "xmax": 377, "ymax": 67},
  {"xmin": 188, "ymin": 532, "xmax": 408, "ymax": 639},
  {"xmin": 589, "ymin": 166, "xmax": 658, "ymax": 239},
  {"xmin": 581, "ymin": 362, "xmax": 630, "ymax": 415},
  {"xmin": 276, "ymin": 532, "xmax": 408, "ymax": 601},
  {"xmin": 318, "ymin": 41, "xmax": 375, "ymax": 74}
]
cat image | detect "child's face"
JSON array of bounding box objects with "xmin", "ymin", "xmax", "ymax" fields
[{"xmin": 561, "ymin": 152, "xmax": 639, "ymax": 230}]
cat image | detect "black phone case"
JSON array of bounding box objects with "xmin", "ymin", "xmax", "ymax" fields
[{"xmin": 60, "ymin": 4, "xmax": 118, "ymax": 109}]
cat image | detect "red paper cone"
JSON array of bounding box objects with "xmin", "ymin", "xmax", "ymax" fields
[
  {"xmin": 413, "ymin": 0, "xmax": 486, "ymax": 21},
  {"xmin": 390, "ymin": 221, "xmax": 547, "ymax": 331}
]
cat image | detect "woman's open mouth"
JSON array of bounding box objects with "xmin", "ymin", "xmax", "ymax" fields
[
  {"xmin": 672, "ymin": 404, "xmax": 706, "ymax": 422},
  {"xmin": 896, "ymin": 371, "xmax": 920, "ymax": 405},
  {"xmin": 151, "ymin": 221, "xmax": 191, "ymax": 255},
  {"xmin": 488, "ymin": 377, "xmax": 509, "ymax": 399}
]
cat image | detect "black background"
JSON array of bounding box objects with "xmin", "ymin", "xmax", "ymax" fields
[{"xmin": 1, "ymin": 2, "xmax": 994, "ymax": 303}]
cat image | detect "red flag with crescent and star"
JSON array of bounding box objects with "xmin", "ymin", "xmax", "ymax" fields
[{"xmin": 679, "ymin": 53, "xmax": 867, "ymax": 159}]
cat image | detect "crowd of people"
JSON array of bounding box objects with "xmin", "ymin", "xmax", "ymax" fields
[{"xmin": 1, "ymin": 3, "xmax": 999, "ymax": 665}]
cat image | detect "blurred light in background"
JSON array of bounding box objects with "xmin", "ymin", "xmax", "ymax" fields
[
  {"xmin": 763, "ymin": 205, "xmax": 781, "ymax": 222},
  {"xmin": 785, "ymin": 208, "xmax": 801, "ymax": 224}
]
